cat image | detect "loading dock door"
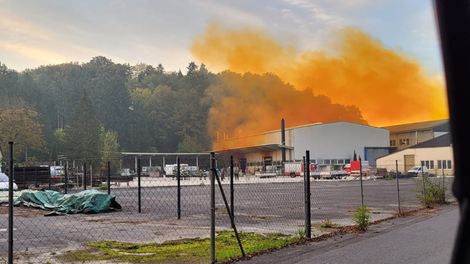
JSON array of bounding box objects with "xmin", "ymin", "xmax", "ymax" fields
[{"xmin": 404, "ymin": 155, "xmax": 415, "ymax": 173}]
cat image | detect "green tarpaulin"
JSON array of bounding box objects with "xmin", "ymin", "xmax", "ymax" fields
[{"xmin": 14, "ymin": 189, "xmax": 121, "ymax": 215}]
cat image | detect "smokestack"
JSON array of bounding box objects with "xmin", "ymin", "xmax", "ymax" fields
[{"xmin": 281, "ymin": 118, "xmax": 286, "ymax": 163}]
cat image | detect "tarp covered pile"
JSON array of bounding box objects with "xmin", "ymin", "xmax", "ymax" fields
[{"xmin": 14, "ymin": 189, "xmax": 121, "ymax": 216}]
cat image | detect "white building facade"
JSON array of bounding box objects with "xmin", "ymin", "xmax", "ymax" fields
[{"xmin": 212, "ymin": 122, "xmax": 390, "ymax": 169}]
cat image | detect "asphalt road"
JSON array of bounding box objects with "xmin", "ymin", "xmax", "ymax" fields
[
  {"xmin": 242, "ymin": 205, "xmax": 459, "ymax": 264},
  {"xmin": 0, "ymin": 177, "xmax": 454, "ymax": 263}
]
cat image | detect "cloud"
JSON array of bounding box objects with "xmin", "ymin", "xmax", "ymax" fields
[
  {"xmin": 0, "ymin": 14, "xmax": 52, "ymax": 42},
  {"xmin": 196, "ymin": 1, "xmax": 266, "ymax": 28},
  {"xmin": 0, "ymin": 41, "xmax": 67, "ymax": 65},
  {"xmin": 282, "ymin": 0, "xmax": 348, "ymax": 27}
]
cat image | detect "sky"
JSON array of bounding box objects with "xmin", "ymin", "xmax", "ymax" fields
[{"xmin": 0, "ymin": 0, "xmax": 443, "ymax": 79}]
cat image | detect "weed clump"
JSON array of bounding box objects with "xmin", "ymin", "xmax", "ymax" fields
[
  {"xmin": 351, "ymin": 205, "xmax": 370, "ymax": 232},
  {"xmin": 414, "ymin": 176, "xmax": 447, "ymax": 207},
  {"xmin": 320, "ymin": 219, "xmax": 334, "ymax": 228}
]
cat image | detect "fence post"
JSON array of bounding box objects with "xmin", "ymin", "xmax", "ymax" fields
[
  {"xmin": 305, "ymin": 150, "xmax": 311, "ymax": 238},
  {"xmin": 8, "ymin": 142, "xmax": 14, "ymax": 264},
  {"xmin": 83, "ymin": 163, "xmax": 87, "ymax": 190},
  {"xmin": 210, "ymin": 152, "xmax": 216, "ymax": 263},
  {"xmin": 23, "ymin": 167, "xmax": 26, "ymax": 189},
  {"xmin": 34, "ymin": 166, "xmax": 38, "ymax": 188},
  {"xmin": 64, "ymin": 164, "xmax": 68, "ymax": 194},
  {"xmin": 138, "ymin": 159, "xmax": 141, "ymax": 213},
  {"xmin": 107, "ymin": 161, "xmax": 111, "ymax": 195},
  {"xmin": 177, "ymin": 157, "xmax": 181, "ymax": 219},
  {"xmin": 230, "ymin": 156, "xmax": 234, "ymax": 226},
  {"xmin": 442, "ymin": 167, "xmax": 446, "ymax": 202},
  {"xmin": 421, "ymin": 164, "xmax": 426, "ymax": 207},
  {"xmin": 396, "ymin": 160, "xmax": 401, "ymax": 214},
  {"xmin": 49, "ymin": 164, "xmax": 52, "ymax": 190},
  {"xmin": 359, "ymin": 157, "xmax": 364, "ymax": 207}
]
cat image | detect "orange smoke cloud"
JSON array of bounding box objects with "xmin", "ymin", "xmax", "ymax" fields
[{"xmin": 192, "ymin": 23, "xmax": 449, "ymax": 136}]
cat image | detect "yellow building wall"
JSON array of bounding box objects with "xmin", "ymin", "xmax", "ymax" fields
[
  {"xmin": 376, "ymin": 146, "xmax": 454, "ymax": 175},
  {"xmin": 390, "ymin": 130, "xmax": 435, "ymax": 150}
]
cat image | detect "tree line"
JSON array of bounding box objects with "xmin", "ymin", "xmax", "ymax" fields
[{"xmin": 0, "ymin": 56, "xmax": 366, "ymax": 164}]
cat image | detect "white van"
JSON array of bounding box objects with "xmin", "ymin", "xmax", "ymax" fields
[{"xmin": 407, "ymin": 166, "xmax": 428, "ymax": 177}]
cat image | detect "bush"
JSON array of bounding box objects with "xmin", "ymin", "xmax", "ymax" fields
[
  {"xmin": 414, "ymin": 176, "xmax": 447, "ymax": 207},
  {"xmin": 99, "ymin": 184, "xmax": 108, "ymax": 190},
  {"xmin": 351, "ymin": 205, "xmax": 370, "ymax": 232}
]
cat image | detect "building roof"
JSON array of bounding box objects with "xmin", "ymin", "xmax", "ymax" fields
[
  {"xmin": 410, "ymin": 133, "xmax": 452, "ymax": 149},
  {"xmin": 382, "ymin": 119, "xmax": 449, "ymax": 133}
]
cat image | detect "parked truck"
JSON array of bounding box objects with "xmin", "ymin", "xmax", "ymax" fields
[
  {"xmin": 343, "ymin": 161, "xmax": 374, "ymax": 177},
  {"xmin": 284, "ymin": 162, "xmax": 317, "ymax": 177},
  {"xmin": 311, "ymin": 166, "xmax": 348, "ymax": 179}
]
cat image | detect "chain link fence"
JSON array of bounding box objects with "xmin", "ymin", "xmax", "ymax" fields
[{"xmin": 1, "ymin": 148, "xmax": 454, "ymax": 263}]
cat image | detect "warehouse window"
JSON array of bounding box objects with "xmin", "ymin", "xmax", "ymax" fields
[
  {"xmin": 324, "ymin": 159, "xmax": 331, "ymax": 165},
  {"xmin": 390, "ymin": 140, "xmax": 396, "ymax": 146},
  {"xmin": 421, "ymin": 160, "xmax": 434, "ymax": 169},
  {"xmin": 438, "ymin": 160, "xmax": 451, "ymax": 169},
  {"xmin": 345, "ymin": 159, "xmax": 351, "ymax": 164},
  {"xmin": 317, "ymin": 159, "xmax": 323, "ymax": 164},
  {"xmin": 400, "ymin": 138, "xmax": 410, "ymax": 146},
  {"xmin": 337, "ymin": 159, "xmax": 344, "ymax": 164}
]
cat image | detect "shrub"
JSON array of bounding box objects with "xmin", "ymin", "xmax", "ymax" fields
[
  {"xmin": 297, "ymin": 228, "xmax": 305, "ymax": 238},
  {"xmin": 99, "ymin": 184, "xmax": 108, "ymax": 190},
  {"xmin": 351, "ymin": 205, "xmax": 370, "ymax": 232},
  {"xmin": 414, "ymin": 176, "xmax": 447, "ymax": 207}
]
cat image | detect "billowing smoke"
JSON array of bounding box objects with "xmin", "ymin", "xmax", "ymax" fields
[{"xmin": 192, "ymin": 23, "xmax": 448, "ymax": 139}]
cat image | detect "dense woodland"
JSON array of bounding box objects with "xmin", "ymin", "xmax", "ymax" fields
[{"xmin": 0, "ymin": 56, "xmax": 366, "ymax": 164}]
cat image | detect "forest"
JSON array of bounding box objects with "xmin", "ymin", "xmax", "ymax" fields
[{"xmin": 0, "ymin": 56, "xmax": 366, "ymax": 163}]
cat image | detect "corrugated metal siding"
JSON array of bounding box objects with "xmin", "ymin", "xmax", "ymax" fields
[{"xmin": 293, "ymin": 122, "xmax": 389, "ymax": 161}]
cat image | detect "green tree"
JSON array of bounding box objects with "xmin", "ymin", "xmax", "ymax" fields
[
  {"xmin": 0, "ymin": 103, "xmax": 47, "ymax": 161},
  {"xmin": 186, "ymin": 62, "xmax": 198, "ymax": 75},
  {"xmin": 101, "ymin": 129, "xmax": 121, "ymax": 172},
  {"xmin": 177, "ymin": 135, "xmax": 205, "ymax": 153},
  {"xmin": 49, "ymin": 128, "xmax": 66, "ymax": 161},
  {"xmin": 64, "ymin": 89, "xmax": 102, "ymax": 165}
]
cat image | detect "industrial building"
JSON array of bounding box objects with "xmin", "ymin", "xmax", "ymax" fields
[
  {"xmin": 376, "ymin": 133, "xmax": 454, "ymax": 175},
  {"xmin": 212, "ymin": 121, "xmax": 390, "ymax": 171},
  {"xmin": 382, "ymin": 119, "xmax": 450, "ymax": 150}
]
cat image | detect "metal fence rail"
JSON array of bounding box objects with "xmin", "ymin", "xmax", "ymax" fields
[{"xmin": 1, "ymin": 148, "xmax": 454, "ymax": 263}]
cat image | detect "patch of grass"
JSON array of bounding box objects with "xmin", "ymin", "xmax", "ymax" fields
[
  {"xmin": 320, "ymin": 218, "xmax": 334, "ymax": 228},
  {"xmin": 351, "ymin": 205, "xmax": 370, "ymax": 232},
  {"xmin": 99, "ymin": 184, "xmax": 108, "ymax": 190},
  {"xmin": 384, "ymin": 174, "xmax": 394, "ymax": 180},
  {"xmin": 60, "ymin": 231, "xmax": 300, "ymax": 263},
  {"xmin": 297, "ymin": 228, "xmax": 305, "ymax": 238}
]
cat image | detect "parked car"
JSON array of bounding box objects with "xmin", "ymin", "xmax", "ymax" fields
[
  {"xmin": 0, "ymin": 173, "xmax": 18, "ymax": 191},
  {"xmin": 407, "ymin": 166, "xmax": 428, "ymax": 177}
]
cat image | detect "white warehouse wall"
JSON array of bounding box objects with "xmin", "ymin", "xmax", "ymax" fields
[{"xmin": 293, "ymin": 122, "xmax": 390, "ymax": 162}]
